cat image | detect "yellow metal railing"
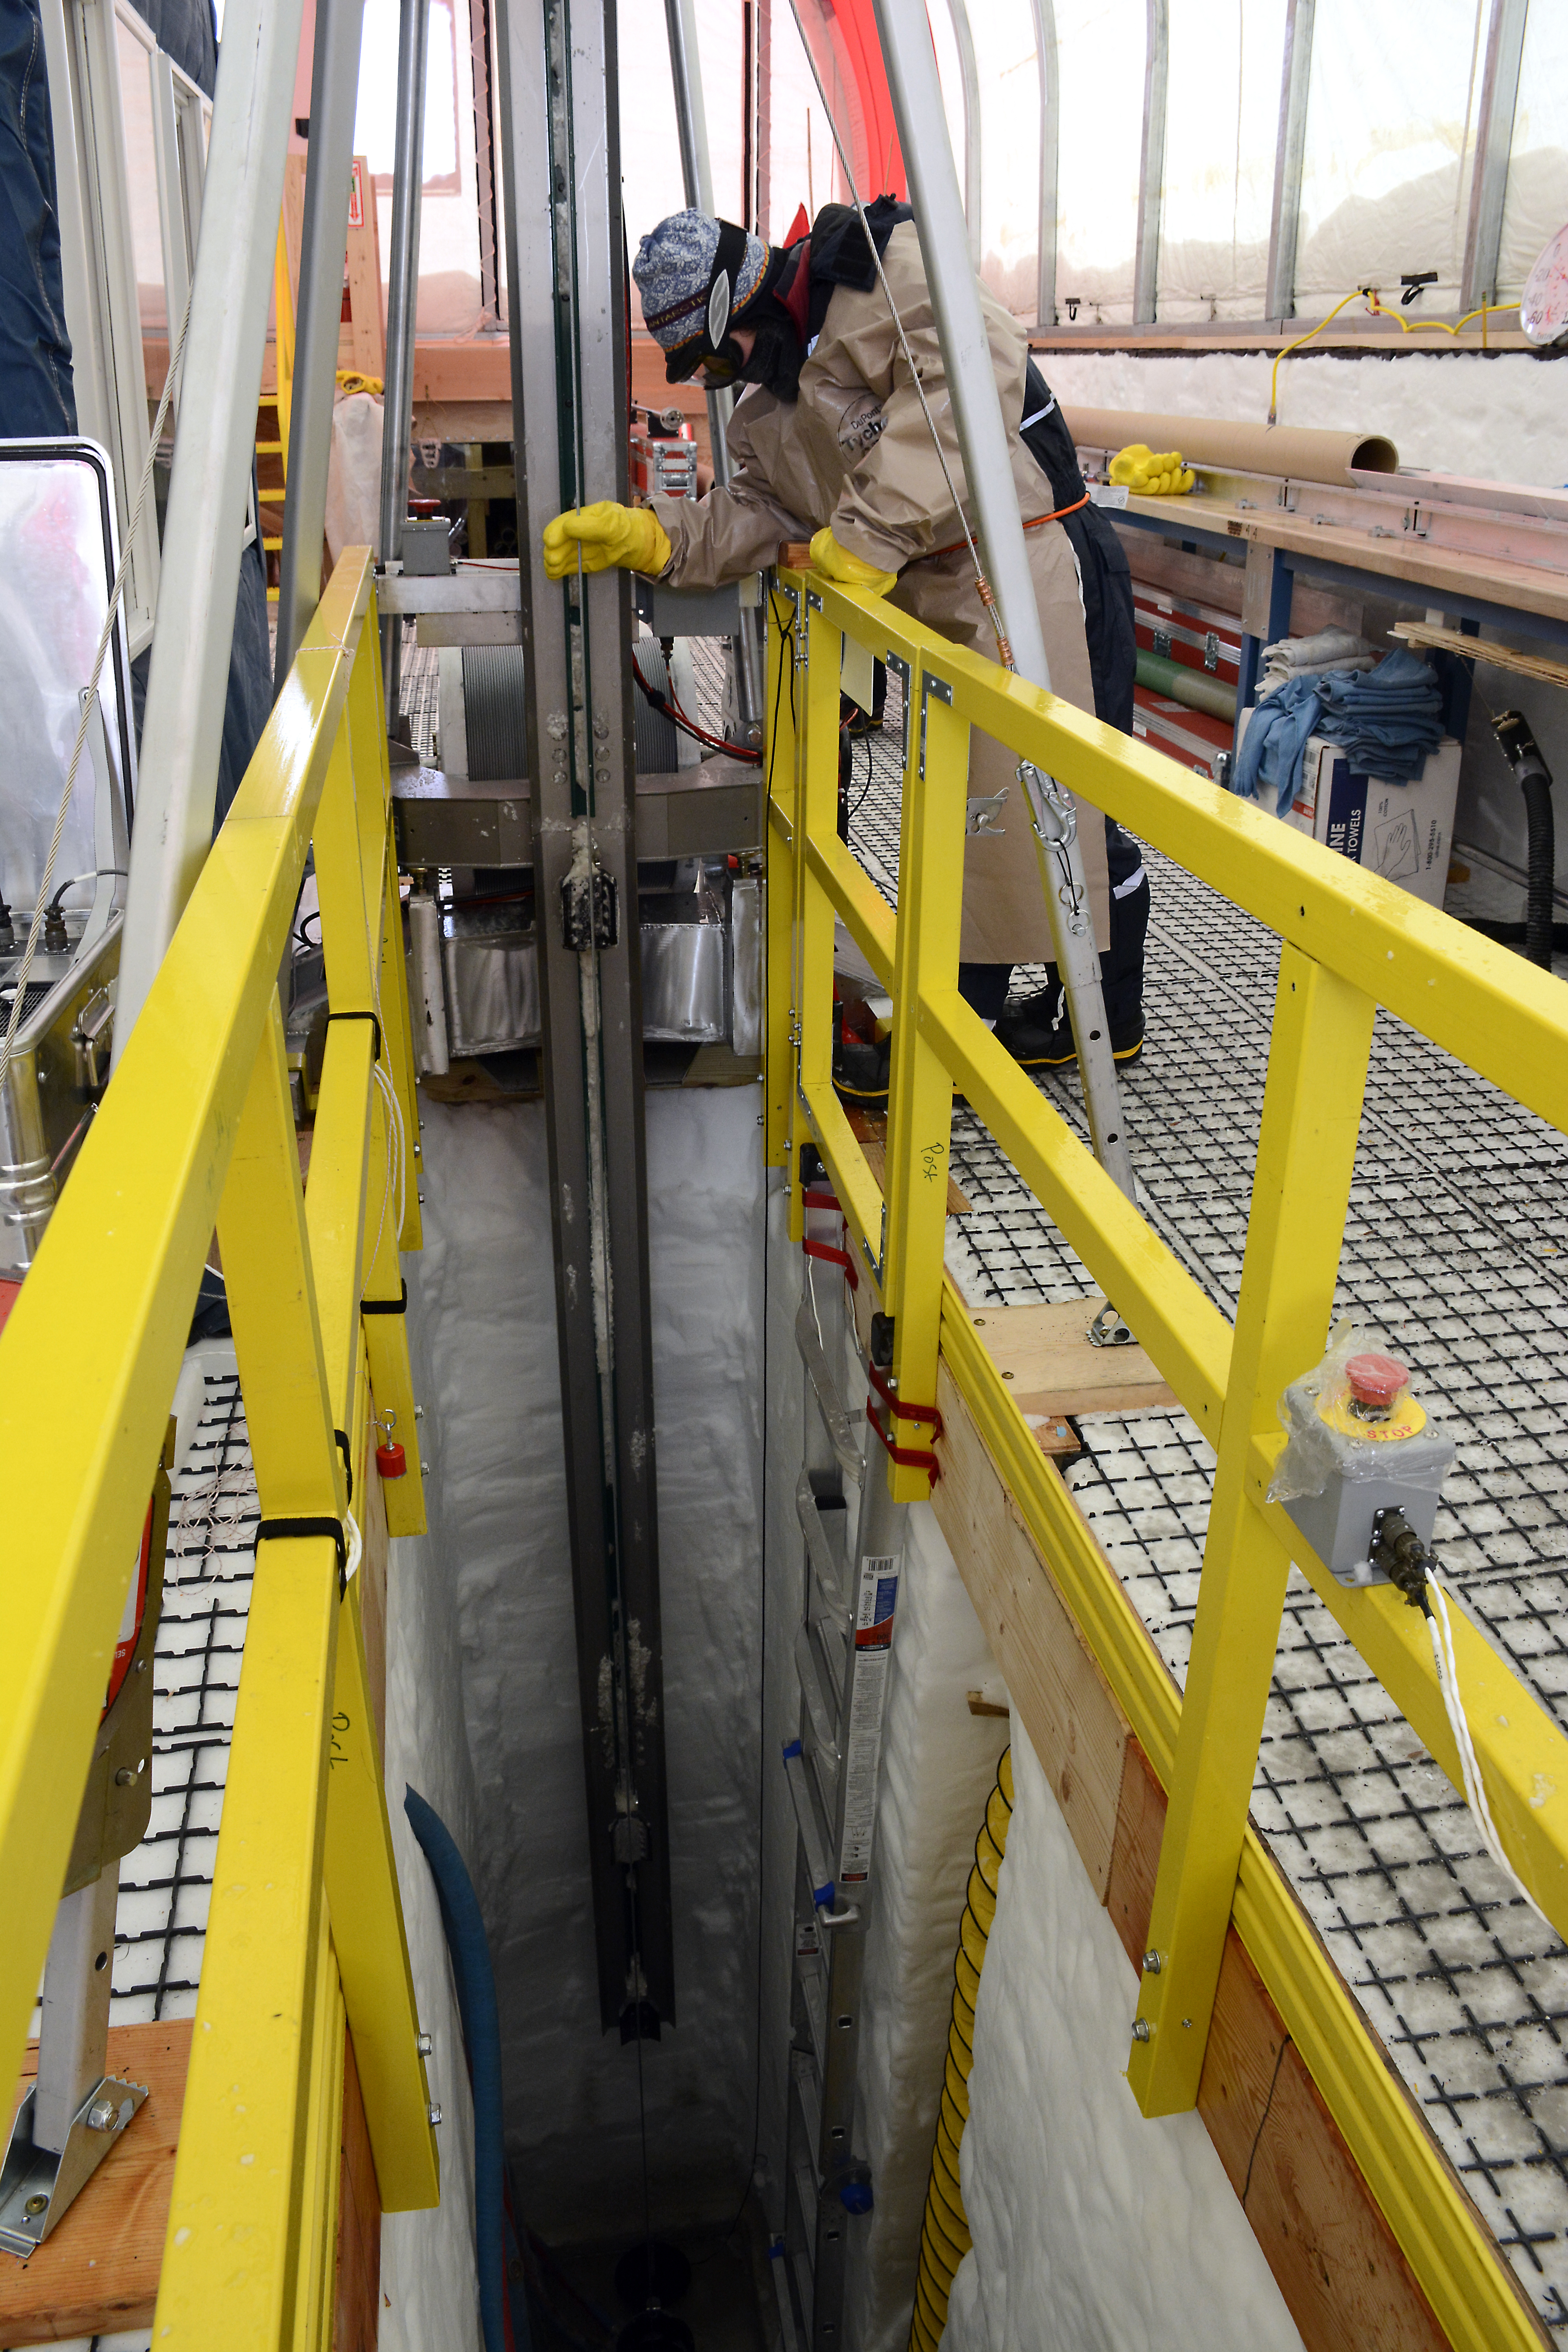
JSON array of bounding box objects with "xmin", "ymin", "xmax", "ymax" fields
[
  {"xmin": 766, "ymin": 570, "xmax": 1568, "ymax": 2352},
  {"xmin": 0, "ymin": 549, "xmax": 438, "ymax": 2343}
]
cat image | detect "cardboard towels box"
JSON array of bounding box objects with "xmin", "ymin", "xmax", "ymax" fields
[{"xmin": 1285, "ymin": 734, "xmax": 1460, "ymax": 907}]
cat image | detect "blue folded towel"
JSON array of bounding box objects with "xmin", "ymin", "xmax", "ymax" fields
[{"xmin": 1234, "ymin": 647, "xmax": 1445, "ymax": 817}]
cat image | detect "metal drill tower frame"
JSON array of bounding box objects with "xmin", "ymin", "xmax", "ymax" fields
[{"xmin": 492, "ymin": 0, "xmax": 677, "ymax": 2033}]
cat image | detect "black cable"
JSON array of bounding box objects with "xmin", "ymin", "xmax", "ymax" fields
[{"xmin": 847, "ymin": 728, "xmax": 873, "ymax": 825}]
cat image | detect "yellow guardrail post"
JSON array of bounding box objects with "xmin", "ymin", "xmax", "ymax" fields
[
  {"xmin": 1130, "ymin": 945, "xmax": 1376, "ymax": 2113},
  {"xmin": 764, "ymin": 586, "xmax": 798, "ymax": 1174},
  {"xmin": 788, "ymin": 588, "xmax": 843, "ymax": 1246},
  {"xmin": 881, "ymin": 651, "xmax": 963, "ymax": 1503}
]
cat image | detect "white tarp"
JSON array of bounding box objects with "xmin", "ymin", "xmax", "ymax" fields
[
  {"xmin": 406, "ymin": 1083, "xmax": 766, "ymax": 2241},
  {"xmin": 945, "ymin": 1725, "xmax": 1306, "ymax": 2352}
]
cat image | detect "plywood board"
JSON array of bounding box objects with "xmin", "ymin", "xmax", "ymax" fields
[
  {"xmin": 0, "ymin": 2019, "xmax": 190, "ymax": 2344},
  {"xmin": 334, "ymin": 2029, "xmax": 381, "ymax": 2352},
  {"xmin": 963, "ymin": 1294, "xmax": 1178, "ymax": 1421},
  {"xmin": 1106, "ymin": 1738, "xmax": 1465, "ymax": 2352},
  {"xmin": 931, "ymin": 1362, "xmax": 1127, "ymax": 1898}
]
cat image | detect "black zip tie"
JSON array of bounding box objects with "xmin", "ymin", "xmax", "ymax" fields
[
  {"xmin": 333, "ymin": 1427, "xmax": 354, "ymax": 1503},
  {"xmin": 361, "ymin": 1278, "xmax": 409, "ymax": 1316},
  {"xmin": 255, "ymin": 1515, "xmax": 347, "ymax": 1598},
  {"xmin": 327, "ymin": 1008, "xmax": 383, "ymax": 1062}
]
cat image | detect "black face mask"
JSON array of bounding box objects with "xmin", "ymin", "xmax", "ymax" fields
[{"xmin": 731, "ymin": 306, "xmax": 806, "ymax": 402}]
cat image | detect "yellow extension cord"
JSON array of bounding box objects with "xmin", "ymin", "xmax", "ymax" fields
[{"xmin": 907, "ymin": 1749, "xmax": 1013, "ymax": 2351}]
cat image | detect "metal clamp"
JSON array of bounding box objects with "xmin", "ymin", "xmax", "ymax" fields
[
  {"xmin": 1019, "ymin": 760, "xmax": 1077, "ymax": 849},
  {"xmin": 886, "ymin": 651, "xmax": 912, "ymax": 769},
  {"xmin": 966, "ymin": 788, "xmax": 1008, "ymax": 836},
  {"xmin": 918, "ymin": 673, "xmax": 953, "ymax": 782},
  {"xmin": 1087, "ymin": 1301, "xmax": 1134, "ymax": 1349}
]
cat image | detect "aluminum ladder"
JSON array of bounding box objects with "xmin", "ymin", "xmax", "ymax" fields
[{"xmin": 774, "ymin": 1179, "xmax": 911, "ymax": 2350}]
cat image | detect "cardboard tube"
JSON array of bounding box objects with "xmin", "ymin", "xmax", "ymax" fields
[{"xmin": 1062, "ymin": 406, "xmax": 1398, "ymax": 488}]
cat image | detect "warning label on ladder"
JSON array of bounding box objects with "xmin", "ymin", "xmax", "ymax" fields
[{"xmin": 840, "ymin": 1556, "xmax": 898, "ymax": 1880}]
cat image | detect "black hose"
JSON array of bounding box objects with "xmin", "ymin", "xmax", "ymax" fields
[
  {"xmin": 1491, "ymin": 711, "xmax": 1556, "ymax": 970},
  {"xmin": 1521, "ymin": 770, "xmax": 1556, "ymax": 970}
]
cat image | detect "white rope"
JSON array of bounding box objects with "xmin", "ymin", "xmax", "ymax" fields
[
  {"xmin": 0, "ymin": 280, "xmax": 194, "ymax": 1092},
  {"xmin": 1425, "ymin": 1568, "xmax": 1557, "ymax": 1937},
  {"xmin": 344, "ymin": 1506, "xmax": 363, "ymax": 1585}
]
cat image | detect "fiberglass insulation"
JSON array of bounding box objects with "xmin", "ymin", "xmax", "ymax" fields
[
  {"xmin": 407, "ymin": 1084, "xmax": 766, "ymax": 2242},
  {"xmin": 944, "ymin": 1725, "xmax": 1305, "ymax": 2352}
]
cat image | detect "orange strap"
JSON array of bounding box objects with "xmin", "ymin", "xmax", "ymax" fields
[{"xmin": 917, "ymin": 490, "xmax": 1090, "ymax": 567}]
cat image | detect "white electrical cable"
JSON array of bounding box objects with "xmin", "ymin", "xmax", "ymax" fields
[
  {"xmin": 0, "ymin": 281, "xmax": 194, "ymax": 1092},
  {"xmin": 1424, "ymin": 1568, "xmax": 1557, "ymax": 1937}
]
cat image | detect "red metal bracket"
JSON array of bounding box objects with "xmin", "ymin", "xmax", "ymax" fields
[
  {"xmin": 867, "ymin": 1357, "xmax": 943, "ymax": 1439},
  {"xmin": 865, "ymin": 1397, "xmax": 941, "ymax": 1483},
  {"xmin": 802, "ymin": 1188, "xmax": 860, "ymax": 1290}
]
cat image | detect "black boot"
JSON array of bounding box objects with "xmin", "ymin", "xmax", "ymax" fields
[{"xmin": 996, "ymin": 828, "xmax": 1148, "ymax": 1068}]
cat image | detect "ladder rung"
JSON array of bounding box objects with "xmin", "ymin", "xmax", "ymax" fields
[
  {"xmin": 767, "ymin": 2240, "xmax": 802, "ymax": 2352},
  {"xmin": 791, "ymin": 2050, "xmax": 822, "ymax": 2178},
  {"xmin": 795, "ymin": 1473, "xmax": 850, "ymax": 1640},
  {"xmin": 795, "ymin": 1297, "xmax": 863, "ymax": 1479},
  {"xmin": 256, "ymin": 440, "xmax": 283, "ymax": 454},
  {"xmin": 795, "ymin": 1626, "xmax": 840, "ymax": 1768},
  {"xmin": 784, "ymin": 1743, "xmax": 834, "ymax": 1907}
]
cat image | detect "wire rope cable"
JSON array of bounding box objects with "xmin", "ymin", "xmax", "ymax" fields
[
  {"xmin": 779, "ymin": 0, "xmax": 1011, "ymax": 666},
  {"xmin": 1, "ymin": 280, "xmax": 194, "ymax": 1092}
]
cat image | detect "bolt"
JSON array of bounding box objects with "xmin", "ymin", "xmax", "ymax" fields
[
  {"xmin": 115, "ymin": 1765, "xmax": 134, "ymax": 1785},
  {"xmin": 417, "ymin": 2032, "xmax": 433, "ymax": 2056},
  {"xmin": 23, "ymin": 2195, "xmax": 47, "ymax": 2217},
  {"xmin": 1131, "ymin": 2018, "xmax": 1151, "ymax": 2043},
  {"xmin": 1182, "ymin": 2018, "xmax": 1193, "ymax": 2029},
  {"xmin": 87, "ymin": 2098, "xmax": 117, "ymax": 2131},
  {"xmin": 421, "ymin": 1459, "xmax": 431, "ymax": 1475},
  {"xmin": 414, "ymin": 1404, "xmax": 425, "ymax": 1420},
  {"xmin": 1142, "ymin": 1950, "xmax": 1161, "ymax": 1974},
  {"xmin": 428, "ymin": 2102, "xmax": 443, "ymax": 2127}
]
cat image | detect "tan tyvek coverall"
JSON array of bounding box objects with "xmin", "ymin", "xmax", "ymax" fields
[{"xmin": 648, "ymin": 222, "xmax": 1108, "ymax": 961}]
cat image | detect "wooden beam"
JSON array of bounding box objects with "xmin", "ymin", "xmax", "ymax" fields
[
  {"xmin": 333, "ymin": 2028, "xmax": 381, "ymax": 2351},
  {"xmin": 965, "ymin": 1295, "xmax": 1177, "ymax": 1421},
  {"xmin": 0, "ymin": 2019, "xmax": 190, "ymax": 2345},
  {"xmin": 1, "ymin": 2016, "xmax": 384, "ymax": 2345}
]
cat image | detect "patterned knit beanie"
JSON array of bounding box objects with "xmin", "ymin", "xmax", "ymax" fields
[{"xmin": 633, "ymin": 211, "xmax": 772, "ymax": 376}]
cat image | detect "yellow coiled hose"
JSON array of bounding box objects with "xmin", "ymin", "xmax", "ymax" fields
[{"xmin": 907, "ymin": 1748, "xmax": 1013, "ymax": 2350}]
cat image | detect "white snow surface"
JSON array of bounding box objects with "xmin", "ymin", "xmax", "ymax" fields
[
  {"xmin": 944, "ymin": 1725, "xmax": 1305, "ymax": 2352},
  {"xmin": 408, "ymin": 1084, "xmax": 766, "ymax": 2241}
]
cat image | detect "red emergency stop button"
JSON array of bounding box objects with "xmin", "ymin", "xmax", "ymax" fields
[{"xmin": 1347, "ymin": 1352, "xmax": 1408, "ymax": 1409}]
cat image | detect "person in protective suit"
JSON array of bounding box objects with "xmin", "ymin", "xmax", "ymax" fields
[{"xmin": 542, "ymin": 203, "xmax": 1148, "ymax": 1068}]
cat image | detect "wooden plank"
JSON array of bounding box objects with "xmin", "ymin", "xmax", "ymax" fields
[
  {"xmin": 1393, "ymin": 620, "xmax": 1568, "ymax": 689},
  {"xmin": 1106, "ymin": 1737, "xmax": 1453, "ymax": 2352},
  {"xmin": 333, "ymin": 2029, "xmax": 381, "ymax": 2352},
  {"xmin": 344, "ymin": 156, "xmax": 385, "ymax": 379},
  {"xmin": 931, "ymin": 1361, "xmax": 1128, "ymax": 1898},
  {"xmin": 0, "ymin": 2020, "xmax": 383, "ymax": 2345},
  {"xmin": 964, "ymin": 1294, "xmax": 1178, "ymax": 1421},
  {"xmin": 0, "ymin": 2019, "xmax": 191, "ymax": 2345}
]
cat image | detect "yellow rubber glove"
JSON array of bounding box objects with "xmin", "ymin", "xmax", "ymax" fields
[
  {"xmin": 1108, "ymin": 443, "xmax": 1195, "ymax": 496},
  {"xmin": 809, "ymin": 525, "xmax": 898, "ymax": 595},
  {"xmin": 541, "ymin": 500, "xmax": 672, "ymax": 581}
]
